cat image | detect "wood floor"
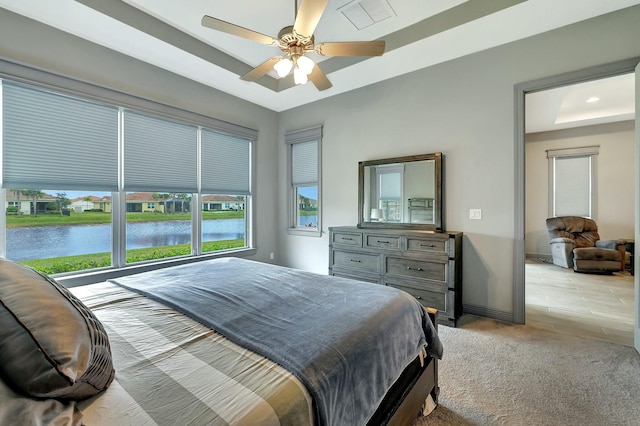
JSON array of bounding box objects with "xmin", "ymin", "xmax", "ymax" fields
[{"xmin": 525, "ymin": 258, "xmax": 635, "ymax": 346}]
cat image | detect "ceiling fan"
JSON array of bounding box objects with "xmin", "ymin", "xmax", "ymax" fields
[{"xmin": 201, "ymin": 0, "xmax": 386, "ymax": 91}]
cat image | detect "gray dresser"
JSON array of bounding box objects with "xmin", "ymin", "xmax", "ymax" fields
[{"xmin": 329, "ymin": 226, "xmax": 462, "ymax": 326}]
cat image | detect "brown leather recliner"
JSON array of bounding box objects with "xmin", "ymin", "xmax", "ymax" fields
[{"xmin": 546, "ymin": 216, "xmax": 626, "ymax": 273}]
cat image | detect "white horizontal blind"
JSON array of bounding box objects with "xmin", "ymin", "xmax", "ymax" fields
[
  {"xmin": 286, "ymin": 126, "xmax": 321, "ymax": 187},
  {"xmin": 291, "ymin": 141, "xmax": 318, "ymax": 185},
  {"xmin": 123, "ymin": 110, "xmax": 198, "ymax": 192},
  {"xmin": 201, "ymin": 128, "xmax": 251, "ymax": 195},
  {"xmin": 379, "ymin": 172, "xmax": 402, "ymax": 199},
  {"xmin": 554, "ymin": 156, "xmax": 591, "ymax": 217},
  {"xmin": 2, "ymin": 82, "xmax": 119, "ymax": 190}
]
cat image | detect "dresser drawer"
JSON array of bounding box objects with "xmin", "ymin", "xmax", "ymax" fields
[
  {"xmin": 332, "ymin": 231, "xmax": 363, "ymax": 247},
  {"xmin": 332, "ymin": 250, "xmax": 380, "ymax": 273},
  {"xmin": 406, "ymin": 237, "xmax": 448, "ymax": 255},
  {"xmin": 385, "ymin": 281, "xmax": 448, "ymax": 312},
  {"xmin": 385, "ymin": 256, "xmax": 447, "ymax": 282},
  {"xmin": 365, "ymin": 234, "xmax": 401, "ymax": 250},
  {"xmin": 331, "ymin": 271, "xmax": 381, "ymax": 284}
]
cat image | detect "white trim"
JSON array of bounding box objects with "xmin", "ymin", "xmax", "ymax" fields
[{"xmin": 546, "ymin": 146, "xmax": 600, "ymax": 158}]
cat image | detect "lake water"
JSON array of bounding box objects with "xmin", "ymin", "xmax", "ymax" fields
[{"xmin": 6, "ymin": 219, "xmax": 247, "ymax": 261}]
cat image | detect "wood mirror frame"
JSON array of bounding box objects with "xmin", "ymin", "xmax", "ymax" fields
[{"xmin": 358, "ymin": 152, "xmax": 442, "ymax": 231}]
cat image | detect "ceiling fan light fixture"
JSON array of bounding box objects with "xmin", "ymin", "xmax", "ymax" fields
[
  {"xmin": 274, "ymin": 57, "xmax": 293, "ymax": 77},
  {"xmin": 296, "ymin": 55, "xmax": 315, "ymax": 75},
  {"xmin": 294, "ymin": 67, "xmax": 309, "ymax": 85},
  {"xmin": 201, "ymin": 0, "xmax": 383, "ymax": 91}
]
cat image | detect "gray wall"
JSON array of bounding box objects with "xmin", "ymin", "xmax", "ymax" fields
[
  {"xmin": 525, "ymin": 121, "xmax": 635, "ymax": 258},
  {"xmin": 2, "ymin": 6, "xmax": 640, "ymax": 320},
  {"xmin": 278, "ymin": 6, "xmax": 640, "ymax": 319},
  {"xmin": 0, "ymin": 9, "xmax": 280, "ymax": 264}
]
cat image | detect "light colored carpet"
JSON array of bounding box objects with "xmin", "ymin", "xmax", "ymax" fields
[{"xmin": 412, "ymin": 315, "xmax": 640, "ymax": 426}]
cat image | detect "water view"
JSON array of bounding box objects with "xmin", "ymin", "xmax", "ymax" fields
[{"xmin": 7, "ymin": 219, "xmax": 246, "ymax": 261}]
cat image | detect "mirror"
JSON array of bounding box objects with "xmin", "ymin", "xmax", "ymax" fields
[{"xmin": 358, "ymin": 153, "xmax": 442, "ymax": 230}]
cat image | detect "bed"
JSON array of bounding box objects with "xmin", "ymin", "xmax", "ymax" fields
[{"xmin": 0, "ymin": 257, "xmax": 442, "ymax": 426}]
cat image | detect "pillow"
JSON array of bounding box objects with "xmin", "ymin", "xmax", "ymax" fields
[
  {"xmin": 0, "ymin": 375, "xmax": 83, "ymax": 426},
  {"xmin": 0, "ymin": 258, "xmax": 114, "ymax": 400}
]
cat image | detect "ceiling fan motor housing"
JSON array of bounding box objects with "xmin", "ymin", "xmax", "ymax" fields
[{"xmin": 277, "ymin": 25, "xmax": 314, "ymax": 54}]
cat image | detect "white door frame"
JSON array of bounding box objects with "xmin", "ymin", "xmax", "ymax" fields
[
  {"xmin": 513, "ymin": 58, "xmax": 640, "ymax": 341},
  {"xmin": 634, "ymin": 62, "xmax": 640, "ymax": 354}
]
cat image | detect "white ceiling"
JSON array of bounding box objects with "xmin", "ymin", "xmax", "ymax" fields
[
  {"xmin": 526, "ymin": 73, "xmax": 636, "ymax": 133},
  {"xmin": 1, "ymin": 0, "xmax": 639, "ymax": 112}
]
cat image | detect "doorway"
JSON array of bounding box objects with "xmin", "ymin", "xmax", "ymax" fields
[{"xmin": 513, "ymin": 58, "xmax": 639, "ymax": 347}]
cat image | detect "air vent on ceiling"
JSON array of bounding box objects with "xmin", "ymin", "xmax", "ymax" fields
[{"xmin": 339, "ymin": 0, "xmax": 396, "ymax": 30}]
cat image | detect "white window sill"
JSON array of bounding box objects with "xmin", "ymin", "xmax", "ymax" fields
[{"xmin": 287, "ymin": 227, "xmax": 322, "ymax": 237}]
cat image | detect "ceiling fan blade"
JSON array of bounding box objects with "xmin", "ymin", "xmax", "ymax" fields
[
  {"xmin": 316, "ymin": 41, "xmax": 386, "ymax": 57},
  {"xmin": 293, "ymin": 0, "xmax": 329, "ymax": 38},
  {"xmin": 241, "ymin": 57, "xmax": 282, "ymax": 81},
  {"xmin": 202, "ymin": 15, "xmax": 278, "ymax": 46},
  {"xmin": 308, "ymin": 64, "xmax": 332, "ymax": 91}
]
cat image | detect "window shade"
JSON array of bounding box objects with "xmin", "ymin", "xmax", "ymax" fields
[
  {"xmin": 201, "ymin": 128, "xmax": 251, "ymax": 195},
  {"xmin": 379, "ymin": 172, "xmax": 402, "ymax": 199},
  {"xmin": 291, "ymin": 140, "xmax": 318, "ymax": 185},
  {"xmin": 2, "ymin": 82, "xmax": 119, "ymax": 190},
  {"xmin": 123, "ymin": 110, "xmax": 197, "ymax": 192},
  {"xmin": 554, "ymin": 156, "xmax": 590, "ymax": 217}
]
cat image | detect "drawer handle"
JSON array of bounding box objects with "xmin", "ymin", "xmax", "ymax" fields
[
  {"xmin": 341, "ymin": 237, "xmax": 353, "ymax": 241},
  {"xmin": 350, "ymin": 259, "xmax": 362, "ymax": 263},
  {"xmin": 407, "ymin": 266, "xmax": 424, "ymax": 272},
  {"xmin": 376, "ymin": 240, "xmax": 390, "ymax": 244},
  {"xmin": 419, "ymin": 243, "xmax": 436, "ymax": 248}
]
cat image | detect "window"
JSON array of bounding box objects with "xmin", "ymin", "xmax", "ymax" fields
[
  {"xmin": 376, "ymin": 165, "xmax": 404, "ymax": 222},
  {"xmin": 200, "ymin": 128, "xmax": 251, "ymax": 253},
  {"xmin": 0, "ymin": 71, "xmax": 255, "ymax": 276},
  {"xmin": 286, "ymin": 126, "xmax": 322, "ymax": 236},
  {"xmin": 547, "ymin": 146, "xmax": 599, "ymax": 218},
  {"xmin": 4, "ymin": 189, "xmax": 113, "ymax": 273},
  {"xmin": 201, "ymin": 194, "xmax": 247, "ymax": 253},
  {"xmin": 123, "ymin": 110, "xmax": 197, "ymax": 263}
]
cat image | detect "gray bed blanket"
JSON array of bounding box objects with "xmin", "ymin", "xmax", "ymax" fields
[{"xmin": 110, "ymin": 257, "xmax": 442, "ymax": 426}]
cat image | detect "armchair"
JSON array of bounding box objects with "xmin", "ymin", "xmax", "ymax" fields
[{"xmin": 546, "ymin": 216, "xmax": 626, "ymax": 273}]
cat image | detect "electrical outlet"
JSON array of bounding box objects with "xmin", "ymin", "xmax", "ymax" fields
[
  {"xmin": 469, "ymin": 209, "xmax": 482, "ymax": 220},
  {"xmin": 269, "ymin": 252, "xmax": 275, "ymax": 260}
]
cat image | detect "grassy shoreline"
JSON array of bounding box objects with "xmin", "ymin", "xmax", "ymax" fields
[{"xmin": 19, "ymin": 239, "xmax": 245, "ymax": 274}]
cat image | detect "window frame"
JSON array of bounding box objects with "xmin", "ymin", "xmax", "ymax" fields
[
  {"xmin": 547, "ymin": 146, "xmax": 599, "ymax": 219},
  {"xmin": 0, "ymin": 58, "xmax": 258, "ymax": 285},
  {"xmin": 285, "ymin": 126, "xmax": 322, "ymax": 237}
]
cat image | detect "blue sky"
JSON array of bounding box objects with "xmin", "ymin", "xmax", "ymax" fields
[
  {"xmin": 299, "ymin": 186, "xmax": 318, "ymax": 200},
  {"xmin": 44, "ymin": 190, "xmax": 109, "ymax": 199}
]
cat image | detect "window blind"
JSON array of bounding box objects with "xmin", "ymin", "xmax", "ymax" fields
[
  {"xmin": 379, "ymin": 172, "xmax": 402, "ymax": 199},
  {"xmin": 291, "ymin": 141, "xmax": 318, "ymax": 186},
  {"xmin": 201, "ymin": 128, "xmax": 251, "ymax": 195},
  {"xmin": 2, "ymin": 81, "xmax": 119, "ymax": 190},
  {"xmin": 123, "ymin": 110, "xmax": 198, "ymax": 192},
  {"xmin": 554, "ymin": 156, "xmax": 591, "ymax": 217}
]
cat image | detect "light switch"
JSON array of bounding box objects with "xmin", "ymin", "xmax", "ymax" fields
[{"xmin": 469, "ymin": 209, "xmax": 482, "ymax": 220}]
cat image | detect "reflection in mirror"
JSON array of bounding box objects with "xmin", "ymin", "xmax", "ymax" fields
[{"xmin": 358, "ymin": 153, "xmax": 442, "ymax": 230}]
